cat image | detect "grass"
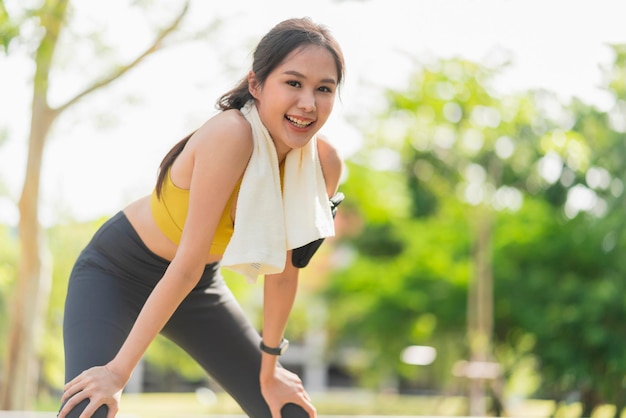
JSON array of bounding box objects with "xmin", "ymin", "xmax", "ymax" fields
[
  {"xmin": 120, "ymin": 391, "xmax": 448, "ymax": 417},
  {"xmin": 37, "ymin": 391, "xmax": 463, "ymax": 417},
  {"xmin": 33, "ymin": 391, "xmax": 626, "ymax": 418}
]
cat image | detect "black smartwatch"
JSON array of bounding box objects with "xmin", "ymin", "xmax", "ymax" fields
[{"xmin": 260, "ymin": 338, "xmax": 289, "ymax": 356}]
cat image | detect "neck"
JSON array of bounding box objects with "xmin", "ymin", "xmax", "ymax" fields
[{"xmin": 275, "ymin": 146, "xmax": 292, "ymax": 165}]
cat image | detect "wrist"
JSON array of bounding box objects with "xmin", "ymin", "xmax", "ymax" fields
[
  {"xmin": 260, "ymin": 338, "xmax": 289, "ymax": 356},
  {"xmin": 106, "ymin": 359, "xmax": 132, "ymax": 384},
  {"xmin": 259, "ymin": 360, "xmax": 278, "ymax": 384}
]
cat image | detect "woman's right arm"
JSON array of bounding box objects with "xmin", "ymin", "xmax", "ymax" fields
[
  {"xmin": 108, "ymin": 110, "xmax": 253, "ymax": 378},
  {"xmin": 59, "ymin": 110, "xmax": 253, "ymax": 418}
]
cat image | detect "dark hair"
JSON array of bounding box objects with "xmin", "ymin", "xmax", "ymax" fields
[
  {"xmin": 217, "ymin": 17, "xmax": 345, "ymax": 111},
  {"xmin": 155, "ymin": 17, "xmax": 345, "ymax": 197}
]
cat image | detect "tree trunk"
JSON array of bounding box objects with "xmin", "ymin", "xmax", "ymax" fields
[
  {"xmin": 612, "ymin": 394, "xmax": 624, "ymax": 418},
  {"xmin": 1, "ymin": 97, "xmax": 56, "ymax": 409},
  {"xmin": 467, "ymin": 206, "xmax": 494, "ymax": 416},
  {"xmin": 0, "ymin": 0, "xmax": 188, "ymax": 408},
  {"xmin": 0, "ymin": 0, "xmax": 67, "ymax": 408},
  {"xmin": 613, "ymin": 378, "xmax": 625, "ymax": 418},
  {"xmin": 580, "ymin": 386, "xmax": 601, "ymax": 418}
]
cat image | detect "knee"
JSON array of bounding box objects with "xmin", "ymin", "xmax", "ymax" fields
[
  {"xmin": 59, "ymin": 398, "xmax": 109, "ymax": 418},
  {"xmin": 281, "ymin": 402, "xmax": 311, "ymax": 418}
]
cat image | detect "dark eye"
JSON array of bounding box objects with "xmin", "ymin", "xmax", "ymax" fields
[
  {"xmin": 287, "ymin": 80, "xmax": 301, "ymax": 88},
  {"xmin": 318, "ymin": 86, "xmax": 333, "ymax": 93}
]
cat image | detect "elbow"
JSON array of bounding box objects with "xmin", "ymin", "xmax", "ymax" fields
[
  {"xmin": 167, "ymin": 258, "xmax": 206, "ymax": 290},
  {"xmin": 266, "ymin": 263, "xmax": 299, "ymax": 287}
]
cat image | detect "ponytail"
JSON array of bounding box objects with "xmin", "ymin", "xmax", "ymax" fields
[
  {"xmin": 217, "ymin": 78, "xmax": 253, "ymax": 111},
  {"xmin": 155, "ymin": 131, "xmax": 195, "ymax": 198}
]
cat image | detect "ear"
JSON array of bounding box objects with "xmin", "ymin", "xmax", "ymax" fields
[{"xmin": 248, "ymin": 70, "xmax": 260, "ymax": 99}]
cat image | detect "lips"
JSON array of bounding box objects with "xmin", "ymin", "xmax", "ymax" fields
[{"xmin": 285, "ymin": 115, "xmax": 315, "ymax": 128}]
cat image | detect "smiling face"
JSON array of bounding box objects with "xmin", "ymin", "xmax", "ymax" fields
[{"xmin": 248, "ymin": 45, "xmax": 338, "ymax": 160}]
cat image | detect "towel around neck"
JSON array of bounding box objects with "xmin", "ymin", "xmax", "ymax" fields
[{"xmin": 221, "ymin": 101, "xmax": 335, "ymax": 282}]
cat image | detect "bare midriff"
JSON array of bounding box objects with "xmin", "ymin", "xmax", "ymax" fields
[{"xmin": 123, "ymin": 196, "xmax": 225, "ymax": 265}]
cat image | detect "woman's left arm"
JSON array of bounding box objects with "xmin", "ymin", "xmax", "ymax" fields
[
  {"xmin": 259, "ymin": 136, "xmax": 344, "ymax": 418},
  {"xmin": 260, "ymin": 261, "xmax": 315, "ymax": 418}
]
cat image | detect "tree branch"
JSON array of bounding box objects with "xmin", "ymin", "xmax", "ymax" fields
[{"xmin": 54, "ymin": 0, "xmax": 190, "ymax": 114}]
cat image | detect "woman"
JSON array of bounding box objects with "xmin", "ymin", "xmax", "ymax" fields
[{"xmin": 58, "ymin": 17, "xmax": 345, "ymax": 418}]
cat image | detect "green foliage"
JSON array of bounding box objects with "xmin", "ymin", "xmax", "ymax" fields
[
  {"xmin": 606, "ymin": 44, "xmax": 626, "ymax": 100},
  {"xmin": 0, "ymin": 1, "xmax": 19, "ymax": 53},
  {"xmin": 339, "ymin": 160, "xmax": 411, "ymax": 223},
  {"xmin": 326, "ymin": 56, "xmax": 525, "ymax": 391},
  {"xmin": 490, "ymin": 47, "xmax": 626, "ymax": 408},
  {"xmin": 324, "ymin": 44, "xmax": 626, "ymax": 413},
  {"xmin": 494, "ymin": 200, "xmax": 626, "ymax": 404},
  {"xmin": 325, "ymin": 197, "xmax": 471, "ymax": 390},
  {"xmin": 0, "ymin": 1, "xmax": 44, "ymax": 54},
  {"xmin": 0, "ymin": 223, "xmax": 18, "ymax": 362}
]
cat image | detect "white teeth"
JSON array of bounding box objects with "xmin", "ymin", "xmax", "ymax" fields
[{"xmin": 286, "ymin": 115, "xmax": 313, "ymax": 128}]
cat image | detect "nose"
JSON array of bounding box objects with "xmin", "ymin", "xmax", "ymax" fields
[{"xmin": 298, "ymin": 90, "xmax": 316, "ymax": 113}]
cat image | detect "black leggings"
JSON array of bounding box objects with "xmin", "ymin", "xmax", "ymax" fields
[{"xmin": 61, "ymin": 211, "xmax": 308, "ymax": 418}]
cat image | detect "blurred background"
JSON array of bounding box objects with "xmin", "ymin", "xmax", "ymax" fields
[{"xmin": 2, "ymin": 0, "xmax": 626, "ymax": 416}]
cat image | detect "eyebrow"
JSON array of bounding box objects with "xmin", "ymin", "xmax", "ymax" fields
[{"xmin": 282, "ymin": 70, "xmax": 337, "ymax": 85}]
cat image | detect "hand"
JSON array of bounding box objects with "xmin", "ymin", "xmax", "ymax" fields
[
  {"xmin": 58, "ymin": 365, "xmax": 125, "ymax": 418},
  {"xmin": 260, "ymin": 367, "xmax": 316, "ymax": 418}
]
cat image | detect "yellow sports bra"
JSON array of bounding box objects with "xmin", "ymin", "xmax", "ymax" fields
[{"xmin": 150, "ymin": 169, "xmax": 242, "ymax": 256}]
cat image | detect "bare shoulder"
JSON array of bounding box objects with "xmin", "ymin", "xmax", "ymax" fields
[
  {"xmin": 168, "ymin": 109, "xmax": 253, "ymax": 189},
  {"xmin": 316, "ymin": 134, "xmax": 343, "ymax": 195},
  {"xmin": 317, "ymin": 134, "xmax": 343, "ymax": 168},
  {"xmin": 192, "ymin": 109, "xmax": 253, "ymax": 154}
]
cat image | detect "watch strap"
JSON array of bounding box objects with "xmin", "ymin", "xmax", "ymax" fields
[{"xmin": 260, "ymin": 338, "xmax": 289, "ymax": 355}]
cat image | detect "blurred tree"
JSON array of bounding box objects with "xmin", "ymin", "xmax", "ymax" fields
[
  {"xmin": 385, "ymin": 61, "xmax": 543, "ymax": 414},
  {"xmin": 325, "ymin": 44, "xmax": 626, "ymax": 417},
  {"xmin": 326, "ymin": 58, "xmax": 518, "ymax": 401},
  {"xmin": 495, "ymin": 44, "xmax": 626, "ymax": 418},
  {"xmin": 0, "ymin": 0, "xmax": 193, "ymax": 409},
  {"xmin": 0, "ymin": 1, "xmax": 19, "ymax": 52},
  {"xmin": 493, "ymin": 198, "xmax": 626, "ymax": 417},
  {"xmin": 0, "ymin": 225, "xmax": 18, "ymax": 373}
]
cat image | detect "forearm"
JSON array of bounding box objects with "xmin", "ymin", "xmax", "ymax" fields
[
  {"xmin": 107, "ymin": 266, "xmax": 201, "ymax": 382},
  {"xmin": 260, "ymin": 263, "xmax": 299, "ymax": 380}
]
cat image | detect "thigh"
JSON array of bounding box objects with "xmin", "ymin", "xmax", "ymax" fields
[
  {"xmin": 161, "ymin": 276, "xmax": 267, "ymax": 416},
  {"xmin": 62, "ymin": 258, "xmax": 149, "ymax": 417},
  {"xmin": 161, "ymin": 277, "xmax": 309, "ymax": 418}
]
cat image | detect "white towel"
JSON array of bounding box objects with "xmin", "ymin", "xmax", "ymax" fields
[{"xmin": 221, "ymin": 101, "xmax": 335, "ymax": 282}]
